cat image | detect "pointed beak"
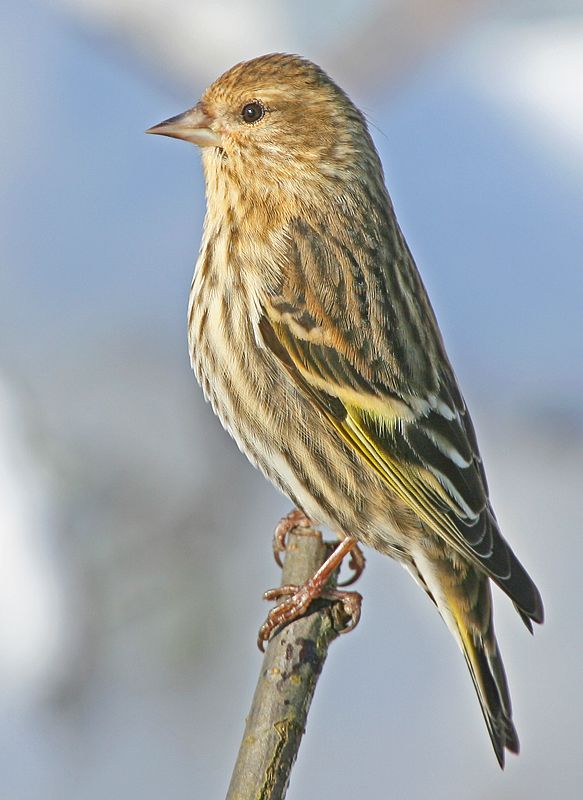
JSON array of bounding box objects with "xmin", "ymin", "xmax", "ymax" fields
[{"xmin": 145, "ymin": 104, "xmax": 222, "ymax": 148}]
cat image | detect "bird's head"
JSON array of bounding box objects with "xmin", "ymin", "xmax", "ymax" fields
[{"xmin": 147, "ymin": 54, "xmax": 383, "ymax": 211}]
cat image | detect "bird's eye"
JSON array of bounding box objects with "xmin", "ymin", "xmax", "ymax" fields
[{"xmin": 241, "ymin": 101, "xmax": 265, "ymax": 124}]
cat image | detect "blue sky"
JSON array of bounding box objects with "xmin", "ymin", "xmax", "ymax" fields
[
  {"xmin": 1, "ymin": 4, "xmax": 582, "ymax": 798},
  {"xmin": 2, "ymin": 0, "xmax": 582, "ymax": 411}
]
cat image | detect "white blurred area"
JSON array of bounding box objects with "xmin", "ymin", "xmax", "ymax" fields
[
  {"xmin": 48, "ymin": 0, "xmax": 493, "ymax": 91},
  {"xmin": 469, "ymin": 18, "xmax": 583, "ymax": 175},
  {"xmin": 1, "ymin": 1, "xmax": 582, "ymax": 798},
  {"xmin": 0, "ymin": 381, "xmax": 66, "ymax": 703}
]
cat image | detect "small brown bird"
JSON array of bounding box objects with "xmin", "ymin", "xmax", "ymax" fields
[{"xmin": 147, "ymin": 53, "xmax": 543, "ymax": 767}]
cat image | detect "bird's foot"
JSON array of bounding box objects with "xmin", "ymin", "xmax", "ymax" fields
[
  {"xmin": 258, "ymin": 536, "xmax": 363, "ymax": 651},
  {"xmin": 257, "ymin": 583, "xmax": 362, "ymax": 651},
  {"xmin": 272, "ymin": 509, "xmax": 317, "ymax": 568},
  {"xmin": 272, "ymin": 510, "xmax": 366, "ymax": 588}
]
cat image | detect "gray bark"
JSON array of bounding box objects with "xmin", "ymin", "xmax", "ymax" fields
[{"xmin": 226, "ymin": 527, "xmax": 354, "ymax": 800}]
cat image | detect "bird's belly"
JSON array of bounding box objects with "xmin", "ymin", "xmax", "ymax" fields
[
  {"xmin": 188, "ymin": 292, "xmax": 419, "ymax": 556},
  {"xmin": 191, "ymin": 320, "xmax": 325, "ymax": 518}
]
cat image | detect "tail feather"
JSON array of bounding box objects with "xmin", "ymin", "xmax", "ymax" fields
[
  {"xmin": 458, "ymin": 614, "xmax": 519, "ymax": 767},
  {"xmin": 411, "ymin": 547, "xmax": 521, "ymax": 767}
]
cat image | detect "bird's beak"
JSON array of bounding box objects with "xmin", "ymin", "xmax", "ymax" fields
[{"xmin": 145, "ymin": 103, "xmax": 222, "ymax": 148}]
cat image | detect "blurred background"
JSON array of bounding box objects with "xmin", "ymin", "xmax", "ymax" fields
[{"xmin": 1, "ymin": 0, "xmax": 582, "ymax": 797}]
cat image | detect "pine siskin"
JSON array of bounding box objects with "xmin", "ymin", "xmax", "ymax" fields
[{"xmin": 147, "ymin": 53, "xmax": 543, "ymax": 767}]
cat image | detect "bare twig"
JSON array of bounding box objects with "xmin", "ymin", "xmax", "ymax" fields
[{"xmin": 226, "ymin": 527, "xmax": 355, "ymax": 800}]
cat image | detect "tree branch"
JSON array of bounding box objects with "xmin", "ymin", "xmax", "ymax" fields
[{"xmin": 226, "ymin": 527, "xmax": 353, "ymax": 800}]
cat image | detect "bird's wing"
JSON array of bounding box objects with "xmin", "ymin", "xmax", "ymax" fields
[{"xmin": 258, "ymin": 217, "xmax": 542, "ymax": 625}]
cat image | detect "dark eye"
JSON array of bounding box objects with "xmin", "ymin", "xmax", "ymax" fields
[{"xmin": 241, "ymin": 101, "xmax": 265, "ymax": 124}]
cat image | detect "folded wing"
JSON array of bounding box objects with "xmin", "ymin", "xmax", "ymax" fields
[{"xmin": 259, "ymin": 217, "xmax": 543, "ymax": 627}]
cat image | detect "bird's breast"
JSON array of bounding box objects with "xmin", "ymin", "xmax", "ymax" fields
[
  {"xmin": 187, "ymin": 225, "xmax": 298, "ymax": 448},
  {"xmin": 185, "ymin": 220, "xmax": 419, "ymax": 549}
]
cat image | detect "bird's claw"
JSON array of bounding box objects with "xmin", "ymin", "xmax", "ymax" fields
[
  {"xmin": 257, "ymin": 582, "xmax": 362, "ymax": 651},
  {"xmin": 325, "ymin": 587, "xmax": 362, "ymax": 634},
  {"xmin": 272, "ymin": 511, "xmax": 366, "ymax": 589},
  {"xmin": 272, "ymin": 509, "xmax": 315, "ymax": 568}
]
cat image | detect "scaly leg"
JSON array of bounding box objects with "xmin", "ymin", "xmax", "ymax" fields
[{"xmin": 337, "ymin": 531, "xmax": 366, "ymax": 587}]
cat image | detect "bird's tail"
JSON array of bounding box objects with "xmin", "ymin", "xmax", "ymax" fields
[
  {"xmin": 454, "ymin": 599, "xmax": 519, "ymax": 767},
  {"xmin": 411, "ymin": 548, "xmax": 519, "ymax": 767}
]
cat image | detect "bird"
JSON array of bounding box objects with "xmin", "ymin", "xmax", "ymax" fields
[{"xmin": 146, "ymin": 53, "xmax": 543, "ymax": 767}]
